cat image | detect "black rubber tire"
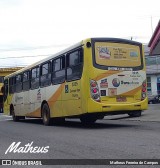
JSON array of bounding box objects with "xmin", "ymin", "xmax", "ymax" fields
[
  {"xmin": 11, "ymin": 107, "xmax": 20, "ymax": 122},
  {"xmin": 128, "ymin": 111, "xmax": 142, "ymax": 117},
  {"xmin": 42, "ymin": 103, "xmax": 52, "ymax": 126}
]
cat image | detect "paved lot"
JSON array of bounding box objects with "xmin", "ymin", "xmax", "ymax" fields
[
  {"xmin": 105, "ymin": 104, "xmax": 160, "ymax": 122},
  {"xmin": 0, "ymin": 104, "xmax": 159, "ymax": 122},
  {"xmin": 0, "ymin": 104, "xmax": 160, "ymax": 168}
]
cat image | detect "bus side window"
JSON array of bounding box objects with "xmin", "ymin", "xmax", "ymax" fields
[
  {"xmin": 9, "ymin": 77, "xmax": 15, "ymax": 94},
  {"xmin": 40, "ymin": 62, "xmax": 51, "ymax": 87},
  {"xmin": 15, "ymin": 74, "xmax": 22, "ymax": 92},
  {"xmin": 31, "ymin": 67, "xmax": 40, "ymax": 89},
  {"xmin": 23, "ymin": 71, "xmax": 30, "ymax": 91},
  {"xmin": 0, "ymin": 76, "xmax": 4, "ymax": 83},
  {"xmin": 66, "ymin": 48, "xmax": 83, "ymax": 81},
  {"xmin": 52, "ymin": 56, "xmax": 65, "ymax": 84}
]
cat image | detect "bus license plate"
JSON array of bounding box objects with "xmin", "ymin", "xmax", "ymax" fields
[{"xmin": 116, "ymin": 96, "xmax": 126, "ymax": 102}]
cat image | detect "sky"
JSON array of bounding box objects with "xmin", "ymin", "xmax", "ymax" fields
[{"xmin": 0, "ymin": 0, "xmax": 159, "ymax": 68}]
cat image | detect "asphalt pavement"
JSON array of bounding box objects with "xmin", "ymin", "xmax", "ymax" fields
[
  {"xmin": 105, "ymin": 104, "xmax": 160, "ymax": 122},
  {"xmin": 0, "ymin": 104, "xmax": 160, "ymax": 168}
]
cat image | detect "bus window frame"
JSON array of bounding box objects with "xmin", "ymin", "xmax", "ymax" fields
[
  {"xmin": 0, "ymin": 76, "xmax": 4, "ymax": 83},
  {"xmin": 15, "ymin": 73, "xmax": 22, "ymax": 93},
  {"xmin": 52, "ymin": 55, "xmax": 65, "ymax": 85},
  {"xmin": 15, "ymin": 74, "xmax": 23, "ymax": 93},
  {"xmin": 31, "ymin": 66, "xmax": 40, "ymax": 90},
  {"xmin": 66, "ymin": 47, "xmax": 83, "ymax": 82},
  {"xmin": 40, "ymin": 61, "xmax": 51, "ymax": 87},
  {"xmin": 22, "ymin": 70, "xmax": 31, "ymax": 91},
  {"xmin": 9, "ymin": 77, "xmax": 15, "ymax": 94},
  {"xmin": 3, "ymin": 79, "xmax": 8, "ymax": 102},
  {"xmin": 91, "ymin": 38, "xmax": 144, "ymax": 71}
]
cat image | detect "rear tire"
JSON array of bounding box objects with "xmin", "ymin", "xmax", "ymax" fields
[
  {"xmin": 128, "ymin": 111, "xmax": 142, "ymax": 117},
  {"xmin": 11, "ymin": 107, "xmax": 20, "ymax": 122},
  {"xmin": 42, "ymin": 103, "xmax": 52, "ymax": 126}
]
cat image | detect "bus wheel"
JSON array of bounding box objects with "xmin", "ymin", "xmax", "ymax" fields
[
  {"xmin": 128, "ymin": 111, "xmax": 142, "ymax": 117},
  {"xmin": 42, "ymin": 103, "xmax": 52, "ymax": 126},
  {"xmin": 80, "ymin": 115, "xmax": 97, "ymax": 124},
  {"xmin": 11, "ymin": 107, "xmax": 19, "ymax": 122}
]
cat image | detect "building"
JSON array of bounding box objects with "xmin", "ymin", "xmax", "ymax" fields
[
  {"xmin": 146, "ymin": 20, "xmax": 160, "ymax": 96},
  {"xmin": 148, "ymin": 20, "xmax": 160, "ymax": 55},
  {"xmin": 0, "ymin": 67, "xmax": 23, "ymax": 112}
]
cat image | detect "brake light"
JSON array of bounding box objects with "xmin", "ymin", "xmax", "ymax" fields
[
  {"xmin": 91, "ymin": 82, "xmax": 97, "ymax": 87},
  {"xmin": 90, "ymin": 80, "xmax": 100, "ymax": 102},
  {"xmin": 92, "ymin": 88, "xmax": 98, "ymax": 93},
  {"xmin": 142, "ymin": 88, "xmax": 146, "ymax": 92},
  {"xmin": 141, "ymin": 80, "xmax": 147, "ymax": 100},
  {"xmin": 143, "ymin": 83, "xmax": 146, "ymax": 87}
]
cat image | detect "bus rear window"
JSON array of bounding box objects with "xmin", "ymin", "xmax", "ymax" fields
[{"xmin": 94, "ymin": 42, "xmax": 142, "ymax": 69}]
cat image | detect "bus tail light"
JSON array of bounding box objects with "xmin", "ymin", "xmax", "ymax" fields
[
  {"xmin": 90, "ymin": 80, "xmax": 100, "ymax": 102},
  {"xmin": 141, "ymin": 80, "xmax": 147, "ymax": 100}
]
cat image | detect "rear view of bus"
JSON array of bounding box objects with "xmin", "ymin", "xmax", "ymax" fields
[{"xmin": 85, "ymin": 38, "xmax": 148, "ymax": 121}]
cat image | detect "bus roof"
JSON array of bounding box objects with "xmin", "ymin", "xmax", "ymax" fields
[
  {"xmin": 4, "ymin": 40, "xmax": 83, "ymax": 79},
  {"xmin": 4, "ymin": 37, "xmax": 142, "ymax": 79}
]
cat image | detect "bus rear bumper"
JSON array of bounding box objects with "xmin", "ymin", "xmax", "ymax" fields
[{"xmin": 87, "ymin": 98, "xmax": 148, "ymax": 114}]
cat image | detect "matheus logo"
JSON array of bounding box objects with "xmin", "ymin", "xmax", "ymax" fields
[{"xmin": 5, "ymin": 142, "xmax": 49, "ymax": 154}]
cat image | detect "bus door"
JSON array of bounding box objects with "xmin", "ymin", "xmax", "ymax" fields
[
  {"xmin": 14, "ymin": 75, "xmax": 23, "ymax": 116},
  {"xmin": 23, "ymin": 91, "xmax": 30, "ymax": 114},
  {"xmin": 28, "ymin": 67, "xmax": 41, "ymax": 117},
  {"xmin": 3, "ymin": 79, "xmax": 9, "ymax": 114},
  {"xmin": 62, "ymin": 48, "xmax": 83, "ymax": 116},
  {"xmin": 29, "ymin": 88, "xmax": 41, "ymax": 117},
  {"xmin": 22, "ymin": 71, "xmax": 31, "ymax": 115},
  {"xmin": 62, "ymin": 80, "xmax": 82, "ymax": 116}
]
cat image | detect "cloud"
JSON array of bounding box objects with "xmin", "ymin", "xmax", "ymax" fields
[{"xmin": 0, "ymin": 0, "xmax": 159, "ymax": 67}]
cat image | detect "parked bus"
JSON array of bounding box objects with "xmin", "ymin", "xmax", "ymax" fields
[
  {"xmin": 0, "ymin": 76, "xmax": 4, "ymax": 113},
  {"xmin": 0, "ymin": 67, "xmax": 23, "ymax": 113},
  {"xmin": 3, "ymin": 38, "xmax": 148, "ymax": 125}
]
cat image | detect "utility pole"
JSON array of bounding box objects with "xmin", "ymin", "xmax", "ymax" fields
[{"xmin": 151, "ymin": 16, "xmax": 153, "ymax": 34}]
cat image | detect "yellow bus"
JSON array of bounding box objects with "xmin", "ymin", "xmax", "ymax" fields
[
  {"xmin": 3, "ymin": 38, "xmax": 148, "ymax": 125},
  {"xmin": 0, "ymin": 68, "xmax": 23, "ymax": 113},
  {"xmin": 0, "ymin": 76, "xmax": 4, "ymax": 112}
]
